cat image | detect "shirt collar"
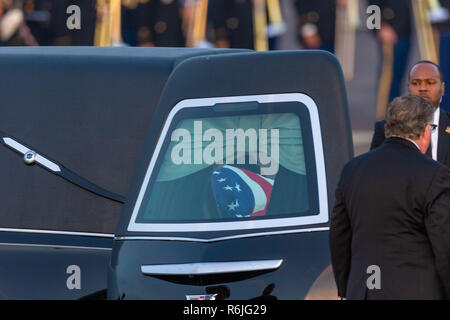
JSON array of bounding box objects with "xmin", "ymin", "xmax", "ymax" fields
[
  {"xmin": 387, "ymin": 135, "xmax": 420, "ymax": 151},
  {"xmin": 433, "ymin": 106, "xmax": 440, "ymax": 126},
  {"xmin": 406, "ymin": 138, "xmax": 420, "ymax": 150}
]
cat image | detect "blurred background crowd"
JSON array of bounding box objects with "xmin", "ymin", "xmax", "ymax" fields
[{"xmin": 1, "ymin": 0, "xmax": 449, "ymax": 153}]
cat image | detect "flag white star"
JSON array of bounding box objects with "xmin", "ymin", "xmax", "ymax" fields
[
  {"xmin": 224, "ymin": 185, "xmax": 233, "ymax": 191},
  {"xmin": 213, "ymin": 171, "xmax": 220, "ymax": 175},
  {"xmin": 235, "ymin": 183, "xmax": 242, "ymax": 192},
  {"xmin": 217, "ymin": 178, "xmax": 226, "ymax": 183},
  {"xmin": 227, "ymin": 200, "xmax": 239, "ymax": 211}
]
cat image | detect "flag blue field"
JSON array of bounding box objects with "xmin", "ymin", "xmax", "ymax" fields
[{"xmin": 211, "ymin": 165, "xmax": 274, "ymax": 218}]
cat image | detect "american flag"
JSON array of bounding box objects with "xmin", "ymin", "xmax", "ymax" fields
[{"xmin": 211, "ymin": 165, "xmax": 274, "ymax": 218}]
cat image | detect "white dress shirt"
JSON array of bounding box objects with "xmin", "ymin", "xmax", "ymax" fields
[{"xmin": 431, "ymin": 107, "xmax": 440, "ymax": 161}]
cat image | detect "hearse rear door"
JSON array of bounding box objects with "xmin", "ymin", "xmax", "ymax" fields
[{"xmin": 109, "ymin": 51, "xmax": 353, "ymax": 300}]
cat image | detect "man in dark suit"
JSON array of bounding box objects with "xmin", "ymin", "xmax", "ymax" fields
[
  {"xmin": 330, "ymin": 95, "xmax": 450, "ymax": 300},
  {"xmin": 370, "ymin": 61, "xmax": 450, "ymax": 168}
]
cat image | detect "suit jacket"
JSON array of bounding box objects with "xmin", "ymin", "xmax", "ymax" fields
[
  {"xmin": 370, "ymin": 109, "xmax": 450, "ymax": 168},
  {"xmin": 330, "ymin": 137, "xmax": 450, "ymax": 299}
]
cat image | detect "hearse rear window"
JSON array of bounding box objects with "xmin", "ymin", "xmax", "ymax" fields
[{"xmin": 128, "ymin": 94, "xmax": 328, "ymax": 232}]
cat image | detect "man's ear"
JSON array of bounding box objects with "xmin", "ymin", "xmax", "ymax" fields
[
  {"xmin": 426, "ymin": 123, "xmax": 431, "ymax": 135},
  {"xmin": 418, "ymin": 124, "xmax": 432, "ymax": 154},
  {"xmin": 421, "ymin": 124, "xmax": 430, "ymax": 141}
]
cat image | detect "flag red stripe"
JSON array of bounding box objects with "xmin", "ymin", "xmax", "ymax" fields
[{"xmin": 240, "ymin": 168, "xmax": 273, "ymax": 216}]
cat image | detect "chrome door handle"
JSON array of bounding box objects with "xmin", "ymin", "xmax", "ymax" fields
[{"xmin": 141, "ymin": 259, "xmax": 283, "ymax": 276}]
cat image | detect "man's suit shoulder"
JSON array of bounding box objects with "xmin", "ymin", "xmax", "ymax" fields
[
  {"xmin": 443, "ymin": 110, "xmax": 450, "ymax": 123},
  {"xmin": 353, "ymin": 138, "xmax": 443, "ymax": 171},
  {"xmin": 339, "ymin": 149, "xmax": 376, "ymax": 179}
]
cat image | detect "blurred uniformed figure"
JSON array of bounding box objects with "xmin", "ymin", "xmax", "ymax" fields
[
  {"xmin": 370, "ymin": 0, "xmax": 413, "ymax": 120},
  {"xmin": 0, "ymin": 0, "xmax": 38, "ymax": 45},
  {"xmin": 209, "ymin": 0, "xmax": 285, "ymax": 50},
  {"xmin": 22, "ymin": 0, "xmax": 52, "ymax": 45},
  {"xmin": 182, "ymin": 0, "xmax": 215, "ymax": 48},
  {"xmin": 294, "ymin": 0, "xmax": 358, "ymax": 81},
  {"xmin": 46, "ymin": 0, "xmax": 70, "ymax": 45},
  {"xmin": 51, "ymin": 0, "xmax": 124, "ymax": 47},
  {"xmin": 121, "ymin": 0, "xmax": 141, "ymax": 46},
  {"xmin": 209, "ymin": 0, "xmax": 254, "ymax": 49},
  {"xmin": 48, "ymin": 0, "xmax": 97, "ymax": 46},
  {"xmin": 432, "ymin": 0, "xmax": 450, "ymax": 112},
  {"xmin": 122, "ymin": 0, "xmax": 185, "ymax": 47},
  {"xmin": 294, "ymin": 0, "xmax": 338, "ymax": 52}
]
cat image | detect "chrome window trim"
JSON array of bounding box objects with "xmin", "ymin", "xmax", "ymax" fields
[
  {"xmin": 127, "ymin": 93, "xmax": 328, "ymax": 233},
  {"xmin": 141, "ymin": 259, "xmax": 283, "ymax": 276},
  {"xmin": 0, "ymin": 228, "xmax": 114, "ymax": 238},
  {"xmin": 117, "ymin": 227, "xmax": 330, "ymax": 243},
  {"xmin": 0, "ymin": 242, "xmax": 112, "ymax": 251}
]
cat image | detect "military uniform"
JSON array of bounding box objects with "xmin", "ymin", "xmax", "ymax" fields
[
  {"xmin": 293, "ymin": 0, "xmax": 337, "ymax": 53},
  {"xmin": 121, "ymin": 0, "xmax": 141, "ymax": 46},
  {"xmin": 209, "ymin": 0, "xmax": 284, "ymax": 50},
  {"xmin": 369, "ymin": 0, "xmax": 413, "ymax": 119},
  {"xmin": 0, "ymin": 0, "xmax": 37, "ymax": 46},
  {"xmin": 0, "ymin": 0, "xmax": 21, "ymax": 46},
  {"xmin": 434, "ymin": 0, "xmax": 450, "ymax": 112},
  {"xmin": 209, "ymin": 0, "xmax": 254, "ymax": 49},
  {"xmin": 22, "ymin": 0, "xmax": 52, "ymax": 45},
  {"xmin": 122, "ymin": 0, "xmax": 185, "ymax": 47},
  {"xmin": 48, "ymin": 0, "xmax": 96, "ymax": 46}
]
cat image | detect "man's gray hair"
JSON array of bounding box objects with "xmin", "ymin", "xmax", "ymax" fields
[{"xmin": 385, "ymin": 95, "xmax": 435, "ymax": 140}]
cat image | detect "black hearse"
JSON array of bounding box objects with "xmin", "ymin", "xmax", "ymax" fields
[{"xmin": 0, "ymin": 47, "xmax": 352, "ymax": 300}]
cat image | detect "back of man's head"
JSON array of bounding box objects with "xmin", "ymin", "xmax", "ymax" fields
[{"xmin": 385, "ymin": 94, "xmax": 435, "ymax": 141}]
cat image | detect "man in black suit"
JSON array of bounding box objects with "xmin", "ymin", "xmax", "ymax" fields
[
  {"xmin": 370, "ymin": 61, "xmax": 450, "ymax": 168},
  {"xmin": 331, "ymin": 95, "xmax": 450, "ymax": 300}
]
